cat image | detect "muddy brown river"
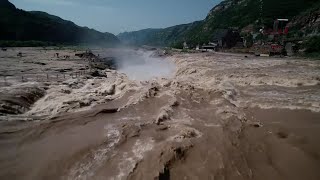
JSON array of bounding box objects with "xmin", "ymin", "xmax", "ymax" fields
[{"xmin": 0, "ymin": 48, "xmax": 320, "ymax": 180}]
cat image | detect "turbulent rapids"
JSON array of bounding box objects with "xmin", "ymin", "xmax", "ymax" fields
[
  {"xmin": 0, "ymin": 48, "xmax": 320, "ymax": 180},
  {"xmin": 115, "ymin": 50, "xmax": 175, "ymax": 81}
]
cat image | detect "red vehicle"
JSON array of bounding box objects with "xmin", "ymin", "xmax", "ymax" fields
[{"xmin": 254, "ymin": 19, "xmax": 289, "ymax": 56}]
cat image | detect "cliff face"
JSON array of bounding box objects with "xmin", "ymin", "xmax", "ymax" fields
[{"xmin": 0, "ymin": 0, "xmax": 119, "ymax": 46}]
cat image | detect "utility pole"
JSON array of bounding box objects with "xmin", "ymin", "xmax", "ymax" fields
[{"xmin": 259, "ymin": 0, "xmax": 264, "ymax": 26}]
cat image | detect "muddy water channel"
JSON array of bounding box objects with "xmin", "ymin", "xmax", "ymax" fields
[
  {"xmin": 0, "ymin": 48, "xmax": 178, "ymax": 180},
  {"xmin": 1, "ymin": 48, "xmax": 320, "ymax": 180}
]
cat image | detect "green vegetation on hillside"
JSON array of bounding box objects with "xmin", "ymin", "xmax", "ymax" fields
[
  {"xmin": 186, "ymin": 0, "xmax": 319, "ymax": 45},
  {"xmin": 303, "ymin": 36, "xmax": 320, "ymax": 56},
  {"xmin": 119, "ymin": 0, "xmax": 320, "ymax": 49}
]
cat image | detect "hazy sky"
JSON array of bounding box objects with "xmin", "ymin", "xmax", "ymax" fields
[{"xmin": 10, "ymin": 0, "xmax": 221, "ymax": 35}]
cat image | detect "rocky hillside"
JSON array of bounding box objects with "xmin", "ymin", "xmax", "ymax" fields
[
  {"xmin": 0, "ymin": 0, "xmax": 119, "ymax": 46},
  {"xmin": 288, "ymin": 2, "xmax": 320, "ymax": 36},
  {"xmin": 189, "ymin": 0, "xmax": 320, "ymax": 43},
  {"xmin": 119, "ymin": 0, "xmax": 320, "ymax": 47}
]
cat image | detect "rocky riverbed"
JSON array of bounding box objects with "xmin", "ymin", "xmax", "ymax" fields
[{"xmin": 0, "ymin": 47, "xmax": 320, "ymax": 180}]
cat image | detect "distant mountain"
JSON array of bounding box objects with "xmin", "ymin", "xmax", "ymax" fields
[
  {"xmin": 117, "ymin": 21, "xmax": 202, "ymax": 47},
  {"xmin": 119, "ymin": 0, "xmax": 320, "ymax": 47},
  {"xmin": 0, "ymin": 0, "xmax": 119, "ymax": 46}
]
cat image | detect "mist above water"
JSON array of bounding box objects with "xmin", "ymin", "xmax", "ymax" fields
[{"xmin": 115, "ymin": 50, "xmax": 175, "ymax": 81}]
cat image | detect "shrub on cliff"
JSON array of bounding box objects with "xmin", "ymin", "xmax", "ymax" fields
[{"xmin": 304, "ymin": 36, "xmax": 320, "ymax": 53}]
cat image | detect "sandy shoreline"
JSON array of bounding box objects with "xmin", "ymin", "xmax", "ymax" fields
[{"xmin": 0, "ymin": 47, "xmax": 320, "ymax": 180}]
